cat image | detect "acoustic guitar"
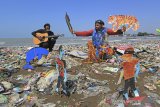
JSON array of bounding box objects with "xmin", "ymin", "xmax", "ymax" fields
[{"xmin": 33, "ymin": 33, "xmax": 63, "ymax": 45}]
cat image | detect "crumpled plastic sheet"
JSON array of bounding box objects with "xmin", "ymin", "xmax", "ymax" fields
[
  {"xmin": 74, "ymin": 72, "xmax": 110, "ymax": 99},
  {"xmin": 144, "ymin": 90, "xmax": 160, "ymax": 105},
  {"xmin": 0, "ymin": 94, "xmax": 8, "ymax": 104},
  {"xmin": 42, "ymin": 103, "xmax": 56, "ymax": 107},
  {"xmin": 64, "ymin": 57, "xmax": 81, "ymax": 69},
  {"xmin": 82, "ymin": 86, "xmax": 110, "ymax": 99},
  {"xmin": 36, "ymin": 71, "xmax": 58, "ymax": 92}
]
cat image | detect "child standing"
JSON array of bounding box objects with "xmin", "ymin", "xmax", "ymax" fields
[{"xmin": 119, "ymin": 48, "xmax": 140, "ymax": 102}]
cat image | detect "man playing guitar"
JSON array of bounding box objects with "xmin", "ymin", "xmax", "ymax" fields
[{"xmin": 32, "ymin": 23, "xmax": 58, "ymax": 52}]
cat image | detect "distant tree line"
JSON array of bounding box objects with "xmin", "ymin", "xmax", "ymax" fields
[{"xmin": 137, "ymin": 32, "xmax": 155, "ymax": 36}]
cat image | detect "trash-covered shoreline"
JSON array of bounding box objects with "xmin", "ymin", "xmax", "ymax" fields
[{"xmin": 0, "ymin": 40, "xmax": 160, "ymax": 107}]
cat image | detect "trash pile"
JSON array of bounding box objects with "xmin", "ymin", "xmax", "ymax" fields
[
  {"xmin": 0, "ymin": 47, "xmax": 26, "ymax": 80},
  {"xmin": 0, "ymin": 40, "xmax": 160, "ymax": 106}
]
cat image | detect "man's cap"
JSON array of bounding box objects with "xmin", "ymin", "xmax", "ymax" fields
[{"xmin": 95, "ymin": 20, "xmax": 105, "ymax": 25}]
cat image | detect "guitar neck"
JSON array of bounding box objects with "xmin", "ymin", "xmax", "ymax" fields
[{"xmin": 45, "ymin": 35, "xmax": 62, "ymax": 38}]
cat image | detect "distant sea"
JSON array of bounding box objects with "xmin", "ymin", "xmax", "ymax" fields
[{"xmin": 0, "ymin": 36, "xmax": 160, "ymax": 47}]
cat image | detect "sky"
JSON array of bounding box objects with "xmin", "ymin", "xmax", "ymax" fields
[{"xmin": 0, "ymin": 0, "xmax": 160, "ymax": 38}]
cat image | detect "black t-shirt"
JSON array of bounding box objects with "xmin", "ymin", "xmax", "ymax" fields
[{"xmin": 32, "ymin": 29, "xmax": 58, "ymax": 40}]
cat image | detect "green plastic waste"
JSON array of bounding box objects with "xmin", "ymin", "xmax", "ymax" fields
[{"xmin": 0, "ymin": 94, "xmax": 8, "ymax": 104}]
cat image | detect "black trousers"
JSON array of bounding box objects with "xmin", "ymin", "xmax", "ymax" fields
[
  {"xmin": 57, "ymin": 76, "xmax": 66, "ymax": 90},
  {"xmin": 39, "ymin": 39, "xmax": 56, "ymax": 52},
  {"xmin": 123, "ymin": 77, "xmax": 136, "ymax": 94}
]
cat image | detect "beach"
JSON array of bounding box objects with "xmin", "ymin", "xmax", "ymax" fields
[
  {"xmin": 0, "ymin": 37, "xmax": 160, "ymax": 107},
  {"xmin": 0, "ymin": 36, "xmax": 160, "ymax": 47}
]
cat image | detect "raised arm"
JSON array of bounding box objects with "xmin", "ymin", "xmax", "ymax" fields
[{"xmin": 74, "ymin": 29, "xmax": 94, "ymax": 37}]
